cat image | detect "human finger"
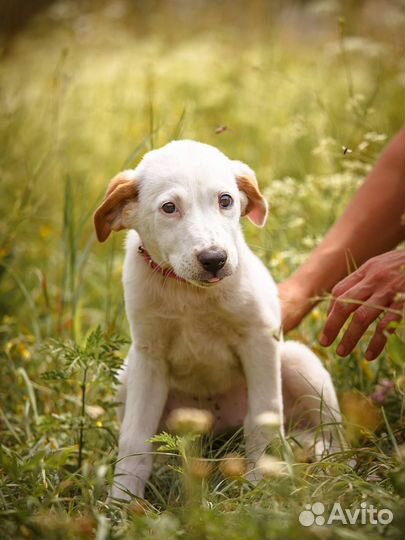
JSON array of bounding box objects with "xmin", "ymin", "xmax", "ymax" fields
[
  {"xmin": 365, "ymin": 303, "xmax": 404, "ymax": 360},
  {"xmin": 320, "ymin": 284, "xmax": 372, "ymax": 347},
  {"xmin": 328, "ymin": 269, "xmax": 366, "ymax": 310},
  {"xmin": 335, "ymin": 294, "xmax": 390, "ymax": 357}
]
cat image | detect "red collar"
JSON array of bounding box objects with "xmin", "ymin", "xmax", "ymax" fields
[{"xmin": 138, "ymin": 245, "xmax": 189, "ymax": 284}]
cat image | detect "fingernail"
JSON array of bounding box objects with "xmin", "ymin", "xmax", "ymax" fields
[
  {"xmin": 336, "ymin": 344, "xmax": 346, "ymax": 356},
  {"xmin": 319, "ymin": 334, "xmax": 329, "ymax": 346},
  {"xmin": 365, "ymin": 350, "xmax": 374, "ymax": 361}
]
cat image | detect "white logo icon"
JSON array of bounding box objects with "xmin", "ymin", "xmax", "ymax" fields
[{"xmin": 299, "ymin": 502, "xmax": 325, "ymax": 527}]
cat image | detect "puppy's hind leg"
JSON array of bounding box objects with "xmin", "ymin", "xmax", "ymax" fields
[{"xmin": 281, "ymin": 341, "xmax": 345, "ymax": 459}]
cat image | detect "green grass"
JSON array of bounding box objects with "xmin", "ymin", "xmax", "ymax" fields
[{"xmin": 0, "ymin": 1, "xmax": 404, "ymax": 539}]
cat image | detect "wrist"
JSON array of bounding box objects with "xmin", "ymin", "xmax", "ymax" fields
[{"xmin": 290, "ymin": 244, "xmax": 349, "ymax": 301}]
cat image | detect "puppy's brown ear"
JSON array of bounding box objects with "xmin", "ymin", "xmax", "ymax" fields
[
  {"xmin": 232, "ymin": 160, "xmax": 268, "ymax": 227},
  {"xmin": 94, "ymin": 171, "xmax": 138, "ymax": 242}
]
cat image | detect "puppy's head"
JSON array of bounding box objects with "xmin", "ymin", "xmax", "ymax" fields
[{"xmin": 94, "ymin": 140, "xmax": 268, "ymax": 286}]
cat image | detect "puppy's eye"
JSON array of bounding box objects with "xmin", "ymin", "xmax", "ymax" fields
[
  {"xmin": 161, "ymin": 202, "xmax": 177, "ymax": 214},
  {"xmin": 219, "ymin": 193, "xmax": 233, "ymax": 209}
]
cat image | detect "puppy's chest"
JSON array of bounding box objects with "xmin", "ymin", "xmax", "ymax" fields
[{"xmin": 147, "ymin": 304, "xmax": 246, "ymax": 396}]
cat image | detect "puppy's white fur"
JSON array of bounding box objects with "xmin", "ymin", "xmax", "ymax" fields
[{"xmin": 94, "ymin": 140, "xmax": 343, "ymax": 500}]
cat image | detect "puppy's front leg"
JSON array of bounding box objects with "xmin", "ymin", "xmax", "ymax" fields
[
  {"xmin": 111, "ymin": 346, "xmax": 168, "ymax": 501},
  {"xmin": 240, "ymin": 329, "xmax": 284, "ymax": 479}
]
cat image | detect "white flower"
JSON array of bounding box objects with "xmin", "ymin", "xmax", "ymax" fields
[
  {"xmin": 166, "ymin": 407, "xmax": 214, "ymax": 435},
  {"xmin": 85, "ymin": 405, "xmax": 105, "ymax": 419},
  {"xmin": 257, "ymin": 455, "xmax": 289, "ymax": 478}
]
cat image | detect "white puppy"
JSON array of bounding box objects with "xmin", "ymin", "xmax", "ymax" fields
[{"xmin": 94, "ymin": 140, "xmax": 343, "ymax": 500}]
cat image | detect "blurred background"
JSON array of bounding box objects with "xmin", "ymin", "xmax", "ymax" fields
[{"xmin": 0, "ymin": 0, "xmax": 403, "ymax": 337}]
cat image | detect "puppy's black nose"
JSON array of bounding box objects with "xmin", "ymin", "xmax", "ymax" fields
[{"xmin": 197, "ymin": 248, "xmax": 227, "ymax": 275}]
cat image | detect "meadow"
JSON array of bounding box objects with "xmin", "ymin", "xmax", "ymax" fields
[{"xmin": 0, "ymin": 1, "xmax": 404, "ymax": 538}]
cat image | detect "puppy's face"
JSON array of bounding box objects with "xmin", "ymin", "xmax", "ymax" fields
[{"xmin": 94, "ymin": 141, "xmax": 268, "ymax": 286}]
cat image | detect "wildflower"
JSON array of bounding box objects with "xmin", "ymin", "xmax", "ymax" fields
[
  {"xmin": 187, "ymin": 458, "xmax": 213, "ymax": 480},
  {"xmin": 219, "ymin": 453, "xmax": 247, "ymax": 478},
  {"xmin": 39, "ymin": 226, "xmax": 52, "ymax": 238},
  {"xmin": 85, "ymin": 405, "xmax": 105, "ymax": 419},
  {"xmin": 357, "ymin": 141, "xmax": 369, "ymax": 152},
  {"xmin": 18, "ymin": 343, "xmax": 31, "ymax": 360},
  {"xmin": 370, "ymin": 379, "xmax": 395, "ymax": 405},
  {"xmin": 364, "ymin": 131, "xmax": 387, "ymax": 142},
  {"xmin": 311, "ymin": 308, "xmax": 321, "ymax": 321},
  {"xmin": 166, "ymin": 407, "xmax": 214, "ymax": 435},
  {"xmin": 257, "ymin": 455, "xmax": 289, "ymax": 478}
]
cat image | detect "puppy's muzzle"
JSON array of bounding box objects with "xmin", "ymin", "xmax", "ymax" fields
[{"xmin": 197, "ymin": 248, "xmax": 227, "ymax": 277}]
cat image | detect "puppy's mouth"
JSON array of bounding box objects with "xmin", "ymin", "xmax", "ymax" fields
[
  {"xmin": 206, "ymin": 276, "xmax": 222, "ymax": 283},
  {"xmin": 198, "ymin": 276, "xmax": 223, "ymax": 287},
  {"xmin": 192, "ymin": 269, "xmax": 232, "ymax": 287}
]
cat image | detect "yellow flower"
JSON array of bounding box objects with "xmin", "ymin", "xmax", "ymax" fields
[
  {"xmin": 22, "ymin": 349, "xmax": 31, "ymax": 360},
  {"xmin": 311, "ymin": 309, "xmax": 321, "ymax": 321},
  {"xmin": 39, "ymin": 226, "xmax": 52, "ymax": 238},
  {"xmin": 16, "ymin": 342, "xmax": 31, "ymax": 360}
]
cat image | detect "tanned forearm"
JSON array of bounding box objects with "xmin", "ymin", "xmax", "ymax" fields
[{"xmin": 280, "ymin": 129, "xmax": 405, "ymax": 331}]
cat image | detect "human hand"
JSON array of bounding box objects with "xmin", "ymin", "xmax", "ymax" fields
[{"xmin": 319, "ymin": 250, "xmax": 405, "ymax": 360}]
